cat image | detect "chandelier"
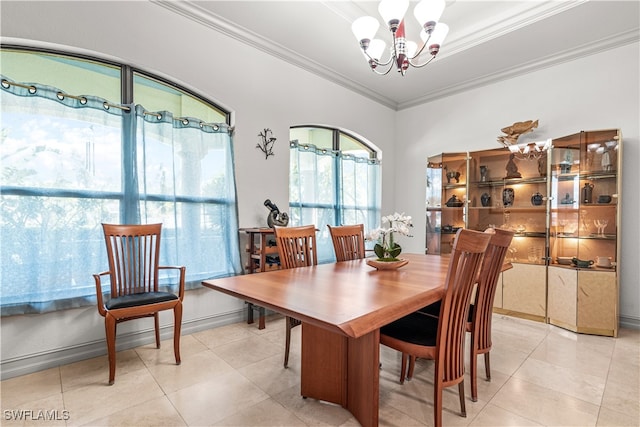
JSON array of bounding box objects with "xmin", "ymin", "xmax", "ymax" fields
[
  {"xmin": 506, "ymin": 139, "xmax": 552, "ymax": 161},
  {"xmin": 351, "ymin": 0, "xmax": 449, "ymax": 76}
]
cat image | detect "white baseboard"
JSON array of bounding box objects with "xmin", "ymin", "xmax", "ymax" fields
[
  {"xmin": 620, "ymin": 315, "xmax": 640, "ymax": 331},
  {"xmin": 0, "ymin": 310, "xmax": 244, "ymax": 381}
]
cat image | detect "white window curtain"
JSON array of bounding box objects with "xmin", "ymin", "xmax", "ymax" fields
[
  {"xmin": 289, "ymin": 141, "xmax": 381, "ymax": 263},
  {"xmin": 0, "ymin": 76, "xmax": 242, "ymax": 315}
]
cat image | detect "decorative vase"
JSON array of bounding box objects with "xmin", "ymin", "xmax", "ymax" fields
[
  {"xmin": 481, "ymin": 193, "xmax": 491, "ymax": 207},
  {"xmin": 479, "ymin": 166, "xmax": 488, "ymax": 182},
  {"xmin": 531, "ymin": 192, "xmax": 543, "ymax": 206},
  {"xmin": 502, "ymin": 188, "xmax": 515, "ymax": 207},
  {"xmin": 366, "ymin": 258, "xmax": 409, "ymax": 270},
  {"xmin": 581, "ymin": 182, "xmax": 594, "ymax": 204}
]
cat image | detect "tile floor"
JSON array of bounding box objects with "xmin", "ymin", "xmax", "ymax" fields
[{"xmin": 2, "ymin": 314, "xmax": 639, "ymax": 426}]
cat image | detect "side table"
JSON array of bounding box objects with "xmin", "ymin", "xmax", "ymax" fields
[{"xmin": 240, "ymin": 227, "xmax": 281, "ymax": 329}]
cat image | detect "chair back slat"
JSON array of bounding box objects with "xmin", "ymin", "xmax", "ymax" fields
[
  {"xmin": 328, "ymin": 224, "xmax": 366, "ymax": 261},
  {"xmin": 436, "ymin": 229, "xmax": 491, "ymax": 384},
  {"xmin": 102, "ymin": 223, "xmax": 162, "ymax": 297},
  {"xmin": 274, "ymin": 225, "xmax": 318, "ymax": 269},
  {"xmin": 473, "ymin": 228, "xmax": 515, "ymax": 352}
]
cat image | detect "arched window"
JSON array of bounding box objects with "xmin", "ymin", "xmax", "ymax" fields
[
  {"xmin": 0, "ymin": 47, "xmax": 241, "ymax": 315},
  {"xmin": 289, "ymin": 126, "xmax": 381, "ymax": 262}
]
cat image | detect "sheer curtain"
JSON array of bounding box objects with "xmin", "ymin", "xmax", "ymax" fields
[
  {"xmin": 289, "ymin": 141, "xmax": 381, "ymax": 263},
  {"xmin": 134, "ymin": 105, "xmax": 242, "ymax": 285},
  {"xmin": 0, "ymin": 76, "xmax": 241, "ymax": 315}
]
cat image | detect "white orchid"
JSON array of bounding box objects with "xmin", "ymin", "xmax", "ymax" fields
[{"xmin": 367, "ymin": 212, "xmax": 413, "ymax": 261}]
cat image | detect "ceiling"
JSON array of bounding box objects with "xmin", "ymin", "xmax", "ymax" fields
[{"xmin": 154, "ymin": 1, "xmax": 639, "ymax": 110}]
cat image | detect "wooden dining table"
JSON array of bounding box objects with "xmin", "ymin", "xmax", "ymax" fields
[{"xmin": 201, "ymin": 253, "xmax": 451, "ymax": 427}]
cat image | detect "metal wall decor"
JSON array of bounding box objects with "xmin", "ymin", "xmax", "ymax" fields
[{"xmin": 256, "ymin": 128, "xmax": 276, "ymax": 159}]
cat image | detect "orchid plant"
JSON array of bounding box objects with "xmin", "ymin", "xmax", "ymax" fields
[{"xmin": 367, "ymin": 212, "xmax": 413, "ymax": 261}]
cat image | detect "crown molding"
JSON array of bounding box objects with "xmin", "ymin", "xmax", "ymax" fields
[
  {"xmin": 151, "ymin": 0, "xmax": 399, "ymax": 110},
  {"xmin": 398, "ymin": 28, "xmax": 640, "ymax": 110},
  {"xmin": 439, "ymin": 1, "xmax": 588, "ymax": 60}
]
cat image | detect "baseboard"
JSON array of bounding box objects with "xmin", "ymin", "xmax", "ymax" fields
[
  {"xmin": 620, "ymin": 314, "xmax": 640, "ymax": 331},
  {"xmin": 0, "ymin": 310, "xmax": 244, "ymax": 381}
]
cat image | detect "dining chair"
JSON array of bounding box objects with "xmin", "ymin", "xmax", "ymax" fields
[
  {"xmin": 406, "ymin": 228, "xmax": 514, "ymax": 402},
  {"xmin": 273, "ymin": 224, "xmax": 318, "ymax": 368},
  {"xmin": 379, "ymin": 229, "xmax": 491, "ymax": 427},
  {"xmin": 93, "ymin": 223, "xmax": 185, "ymax": 385},
  {"xmin": 327, "ymin": 224, "xmax": 366, "ymax": 261}
]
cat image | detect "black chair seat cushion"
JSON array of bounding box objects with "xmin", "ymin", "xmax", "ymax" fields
[
  {"xmin": 106, "ymin": 292, "xmax": 178, "ymax": 310},
  {"xmin": 418, "ymin": 300, "xmax": 474, "ymax": 322},
  {"xmin": 380, "ymin": 312, "xmax": 439, "ymax": 347}
]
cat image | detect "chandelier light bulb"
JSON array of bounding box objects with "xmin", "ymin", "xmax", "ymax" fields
[
  {"xmin": 378, "ymin": 0, "xmax": 409, "ymax": 30},
  {"xmin": 406, "ymin": 40, "xmax": 418, "ymax": 58},
  {"xmin": 414, "ymin": 0, "xmax": 446, "ymax": 32},
  {"xmin": 352, "ymin": 16, "xmax": 380, "ymax": 45},
  {"xmin": 367, "ymin": 39, "xmax": 386, "ymax": 61}
]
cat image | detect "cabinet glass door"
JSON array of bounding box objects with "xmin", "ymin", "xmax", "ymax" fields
[
  {"xmin": 549, "ymin": 130, "xmax": 619, "ymax": 270},
  {"xmin": 426, "ymin": 155, "xmax": 442, "ymax": 254}
]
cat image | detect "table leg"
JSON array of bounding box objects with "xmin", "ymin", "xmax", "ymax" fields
[
  {"xmin": 301, "ymin": 323, "xmax": 379, "ymax": 427},
  {"xmin": 347, "ymin": 329, "xmax": 380, "ymax": 427}
]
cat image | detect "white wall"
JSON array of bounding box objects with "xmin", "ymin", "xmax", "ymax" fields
[
  {"xmin": 396, "ymin": 42, "xmax": 640, "ymax": 328},
  {"xmin": 1, "ymin": 1, "xmax": 638, "ymax": 379},
  {"xmin": 0, "ymin": 1, "xmax": 397, "ymax": 379}
]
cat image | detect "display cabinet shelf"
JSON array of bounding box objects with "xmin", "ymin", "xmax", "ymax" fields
[{"xmin": 476, "ymin": 176, "xmax": 547, "ymax": 187}]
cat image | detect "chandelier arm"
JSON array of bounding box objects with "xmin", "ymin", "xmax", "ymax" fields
[
  {"xmin": 408, "ymin": 35, "xmax": 431, "ymax": 62},
  {"xmin": 370, "ymin": 64, "xmax": 395, "ymax": 76},
  {"xmin": 407, "ymin": 55, "xmax": 436, "ymax": 69},
  {"xmin": 363, "ymin": 49, "xmax": 395, "ymax": 68}
]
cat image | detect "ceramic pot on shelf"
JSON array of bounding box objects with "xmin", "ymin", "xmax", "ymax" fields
[
  {"xmin": 445, "ymin": 194, "xmax": 464, "ymax": 207},
  {"xmin": 598, "ymin": 195, "xmax": 612, "ymax": 204},
  {"xmin": 531, "ymin": 192, "xmax": 543, "ymax": 206},
  {"xmin": 481, "ymin": 193, "xmax": 491, "ymax": 207}
]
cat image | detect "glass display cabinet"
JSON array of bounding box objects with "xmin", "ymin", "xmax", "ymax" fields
[
  {"xmin": 425, "ymin": 152, "xmax": 468, "ymax": 255},
  {"xmin": 547, "ymin": 129, "xmax": 621, "ymax": 336},
  {"xmin": 426, "ymin": 129, "xmax": 621, "ymax": 336}
]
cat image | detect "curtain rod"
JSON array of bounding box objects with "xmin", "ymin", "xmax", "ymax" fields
[
  {"xmin": 2, "ymin": 78, "xmax": 231, "ymax": 132},
  {"xmin": 1, "ymin": 78, "xmax": 130, "ymax": 111}
]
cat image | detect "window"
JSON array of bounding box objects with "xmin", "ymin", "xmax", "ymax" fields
[
  {"xmin": 289, "ymin": 126, "xmax": 381, "ymax": 262},
  {"xmin": 0, "ymin": 48, "xmax": 241, "ymax": 315}
]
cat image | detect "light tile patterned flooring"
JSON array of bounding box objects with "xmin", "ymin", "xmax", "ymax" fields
[{"xmin": 2, "ymin": 314, "xmax": 639, "ymax": 426}]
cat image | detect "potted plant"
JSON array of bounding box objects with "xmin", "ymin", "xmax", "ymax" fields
[{"xmin": 366, "ymin": 212, "xmax": 413, "ymax": 269}]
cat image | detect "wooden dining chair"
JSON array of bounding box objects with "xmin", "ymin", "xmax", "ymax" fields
[
  {"xmin": 466, "ymin": 228, "xmax": 514, "ymax": 400},
  {"xmin": 93, "ymin": 223, "xmax": 185, "ymax": 385},
  {"xmin": 274, "ymin": 225, "xmax": 318, "ymax": 368},
  {"xmin": 327, "ymin": 224, "xmax": 366, "ymax": 261},
  {"xmin": 379, "ymin": 229, "xmax": 491, "ymax": 427},
  {"xmin": 406, "ymin": 228, "xmax": 515, "ymax": 401}
]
